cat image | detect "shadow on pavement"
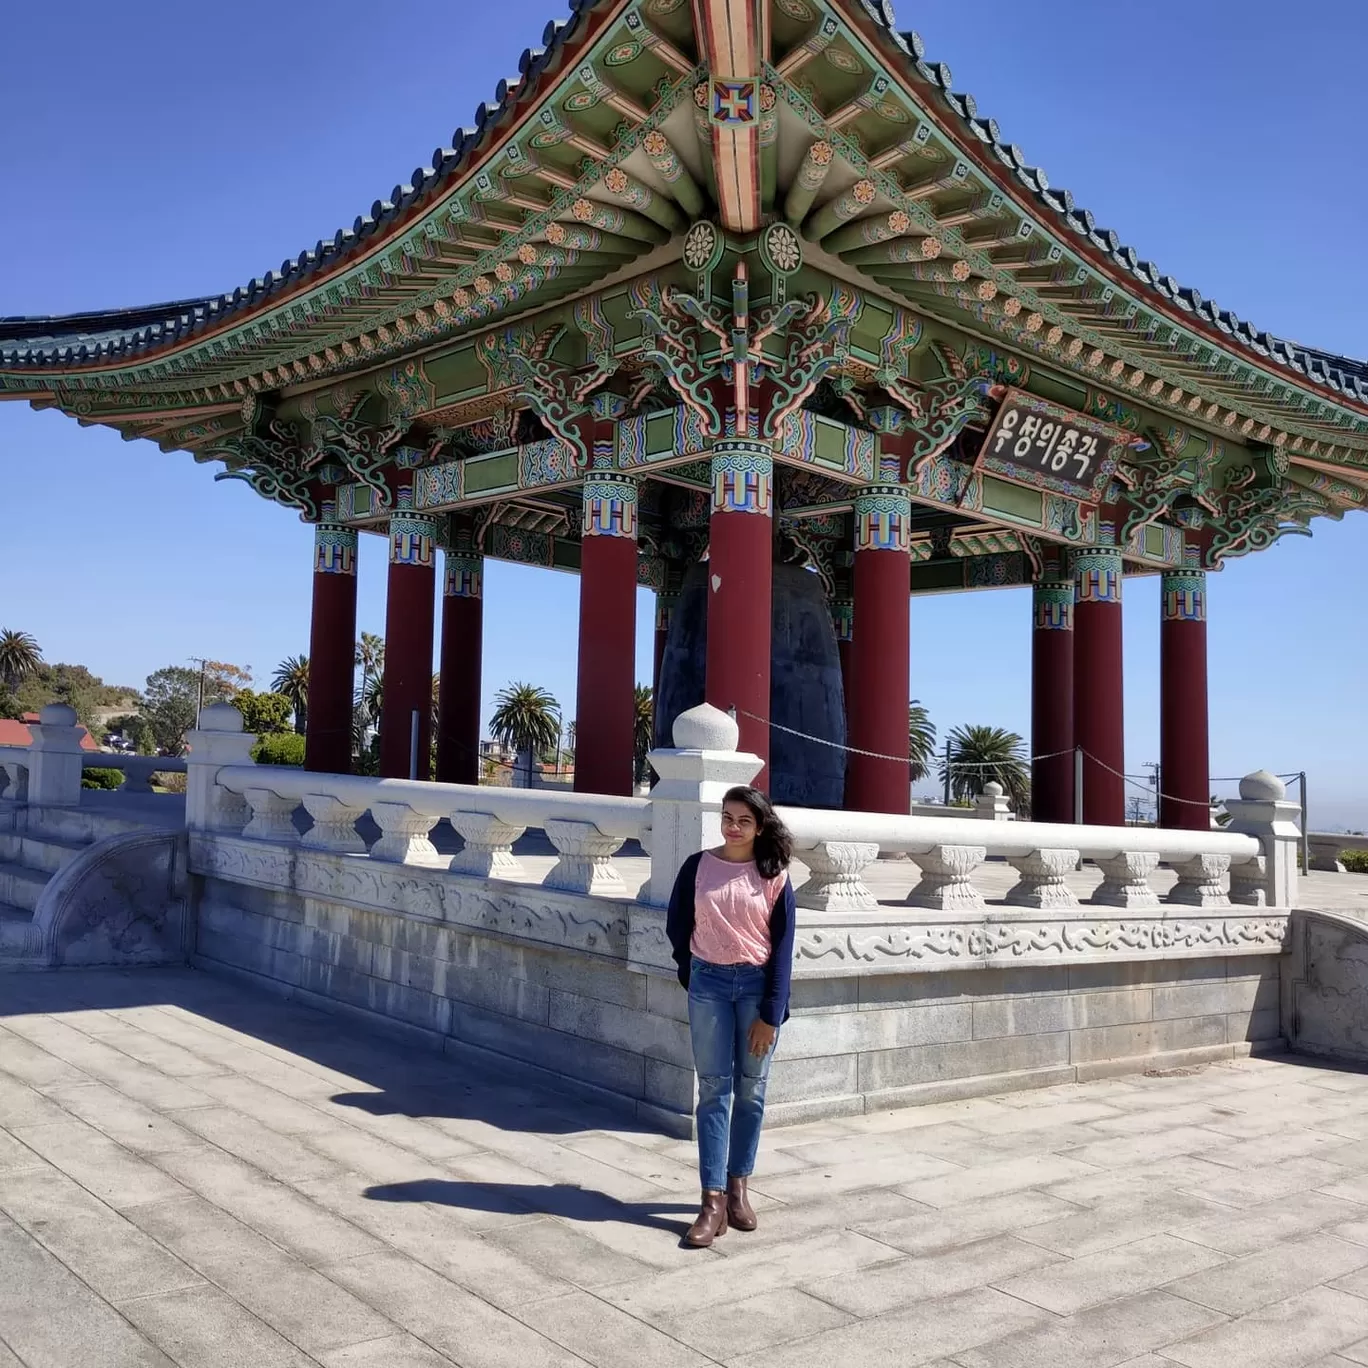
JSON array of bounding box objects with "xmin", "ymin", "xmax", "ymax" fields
[
  {"xmin": 0, "ymin": 967, "xmax": 657, "ymax": 1139},
  {"xmin": 364, "ymin": 1178, "xmax": 694, "ymax": 1234}
]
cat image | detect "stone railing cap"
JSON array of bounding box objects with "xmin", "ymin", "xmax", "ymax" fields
[
  {"xmin": 198, "ymin": 702, "xmax": 245, "ymax": 733},
  {"xmin": 1239, "ymin": 769, "xmax": 1286, "ymax": 801},
  {"xmin": 38, "ymin": 703, "xmax": 78, "ymax": 726},
  {"xmin": 671, "ymin": 702, "xmax": 739, "ymax": 752}
]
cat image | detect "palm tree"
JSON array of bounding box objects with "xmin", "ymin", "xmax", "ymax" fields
[
  {"xmin": 0, "ymin": 630, "xmax": 42, "ymax": 691},
  {"xmin": 355, "ymin": 633, "xmax": 384, "ymax": 697},
  {"xmin": 489, "ymin": 683, "xmax": 561, "ymax": 787},
  {"xmin": 272, "ymin": 654, "xmax": 311, "ymax": 734},
  {"xmin": 361, "ymin": 672, "xmax": 383, "ymax": 728},
  {"xmin": 908, "ymin": 700, "xmax": 937, "ymax": 783},
  {"xmin": 941, "ymin": 724, "xmax": 1031, "ymax": 812},
  {"xmin": 633, "ymin": 684, "xmax": 654, "ymax": 785}
]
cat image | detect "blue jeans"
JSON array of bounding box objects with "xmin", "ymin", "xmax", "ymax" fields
[{"xmin": 687, "ymin": 957, "xmax": 778, "ymax": 1192}]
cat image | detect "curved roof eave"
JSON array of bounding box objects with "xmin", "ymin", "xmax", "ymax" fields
[
  {"xmin": 0, "ymin": 0, "xmax": 1363, "ymax": 415},
  {"xmin": 0, "ymin": 0, "xmax": 612, "ymax": 372},
  {"xmin": 849, "ymin": 0, "xmax": 1368, "ymax": 408}
]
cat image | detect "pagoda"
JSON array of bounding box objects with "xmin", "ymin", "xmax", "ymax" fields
[{"xmin": 2, "ymin": 0, "xmax": 1363, "ymax": 826}]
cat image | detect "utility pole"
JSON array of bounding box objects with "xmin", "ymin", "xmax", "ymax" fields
[
  {"xmin": 188, "ymin": 657, "xmax": 209, "ymax": 724},
  {"xmin": 1142, "ymin": 760, "xmax": 1160, "ymax": 825}
]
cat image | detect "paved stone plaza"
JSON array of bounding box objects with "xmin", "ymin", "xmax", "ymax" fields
[{"xmin": 6, "ymin": 971, "xmax": 1368, "ymax": 1365}]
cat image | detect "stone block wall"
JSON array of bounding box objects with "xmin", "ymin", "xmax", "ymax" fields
[{"xmin": 193, "ymin": 858, "xmax": 1283, "ymax": 1134}]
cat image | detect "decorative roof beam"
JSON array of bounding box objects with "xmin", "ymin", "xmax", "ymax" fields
[
  {"xmin": 775, "ymin": 14, "xmax": 838, "ymax": 79},
  {"xmin": 544, "ymin": 221, "xmax": 647, "ymax": 260},
  {"xmin": 821, "ymin": 209, "xmax": 924, "ymax": 255},
  {"xmin": 783, "ymin": 139, "xmax": 834, "ymax": 226},
  {"xmin": 803, "ymin": 179, "xmax": 877, "ymax": 242},
  {"xmin": 870, "ymin": 130, "xmax": 937, "ymax": 173},
  {"xmin": 600, "ymin": 167, "xmax": 685, "ymax": 232},
  {"xmin": 565, "ymin": 197, "xmax": 669, "ymax": 245},
  {"xmin": 827, "ymin": 75, "xmax": 893, "ymax": 131},
  {"xmin": 575, "ymin": 61, "xmax": 649, "ymax": 124},
  {"xmin": 694, "ymin": 0, "xmax": 762, "ymax": 233},
  {"xmin": 963, "ymin": 223, "xmax": 1028, "ymax": 249},
  {"xmin": 624, "ymin": 10, "xmax": 694, "ymax": 74},
  {"xmin": 936, "ymin": 192, "xmax": 1000, "ymax": 228},
  {"xmin": 902, "ymin": 161, "xmax": 972, "ymax": 200},
  {"xmin": 840, "ymin": 237, "xmax": 947, "ymax": 269},
  {"xmin": 641, "ymin": 130, "xmax": 707, "ymax": 220}
]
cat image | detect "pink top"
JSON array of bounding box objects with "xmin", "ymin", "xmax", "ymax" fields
[{"xmin": 690, "ymin": 851, "xmax": 787, "ymax": 966}]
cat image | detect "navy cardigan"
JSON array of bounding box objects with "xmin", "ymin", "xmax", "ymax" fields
[{"xmin": 665, "ymin": 850, "xmax": 797, "ymax": 1027}]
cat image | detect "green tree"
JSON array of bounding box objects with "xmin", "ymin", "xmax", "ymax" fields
[
  {"xmin": 271, "ymin": 655, "xmax": 311, "ymax": 733},
  {"xmin": 489, "ymin": 683, "xmax": 561, "ymax": 787},
  {"xmin": 908, "ymin": 700, "xmax": 937, "ymax": 783},
  {"xmin": 14, "ymin": 663, "xmax": 109, "ymax": 730},
  {"xmin": 940, "ymin": 724, "xmax": 1031, "ymax": 813},
  {"xmin": 252, "ymin": 733, "xmax": 306, "ymax": 767},
  {"xmin": 109, "ymin": 713, "xmax": 156, "ymax": 756},
  {"xmin": 143, "ymin": 667, "xmax": 201, "ymax": 755},
  {"xmin": 633, "ymin": 684, "xmax": 654, "ymax": 785},
  {"xmin": 201, "ymin": 661, "xmax": 252, "ymax": 700},
  {"xmin": 0, "ymin": 630, "xmax": 42, "ymax": 691},
  {"xmin": 0, "ymin": 685, "xmax": 20, "ymax": 721},
  {"xmin": 233, "ymin": 689, "xmax": 292, "ymax": 736}
]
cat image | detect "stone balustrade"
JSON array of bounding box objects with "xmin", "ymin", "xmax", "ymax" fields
[
  {"xmin": 780, "ymin": 809, "xmax": 1265, "ymax": 913},
  {"xmin": 0, "ymin": 708, "xmax": 186, "ymax": 805},
  {"xmin": 1307, "ymin": 831, "xmax": 1368, "ymax": 874},
  {"xmin": 178, "ymin": 701, "xmax": 1301, "ymax": 931},
  {"xmin": 170, "ymin": 700, "xmax": 1304, "ymax": 1131},
  {"xmin": 189, "ymin": 703, "xmax": 650, "ymax": 899}
]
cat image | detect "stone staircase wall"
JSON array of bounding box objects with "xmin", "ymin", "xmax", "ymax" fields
[{"xmin": 0, "ymin": 799, "xmax": 188, "ymax": 968}]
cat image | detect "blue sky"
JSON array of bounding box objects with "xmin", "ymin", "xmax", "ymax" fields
[{"xmin": 1, "ymin": 1, "xmax": 1364, "ymax": 826}]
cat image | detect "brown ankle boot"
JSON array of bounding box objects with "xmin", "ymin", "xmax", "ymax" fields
[
  {"xmin": 684, "ymin": 1190, "xmax": 728, "ymax": 1248},
  {"xmin": 726, "ymin": 1175, "xmax": 757, "ymax": 1231}
]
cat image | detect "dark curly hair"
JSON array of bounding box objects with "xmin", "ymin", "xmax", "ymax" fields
[{"xmin": 722, "ymin": 786, "xmax": 793, "ymax": 879}]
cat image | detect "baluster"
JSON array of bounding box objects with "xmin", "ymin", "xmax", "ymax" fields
[
  {"xmin": 241, "ymin": 789, "xmax": 300, "ymax": 842},
  {"xmin": 905, "ymin": 844, "xmax": 986, "ymax": 912},
  {"xmin": 1092, "ymin": 851, "xmax": 1160, "ymax": 908},
  {"xmin": 119, "ymin": 762, "xmax": 154, "ymax": 795},
  {"xmin": 1006, "ymin": 848, "xmax": 1081, "ymax": 910},
  {"xmin": 449, "ymin": 812, "xmax": 526, "ymax": 877},
  {"xmin": 370, "ymin": 802, "xmax": 441, "ymax": 865},
  {"xmin": 544, "ymin": 819, "xmax": 627, "ymax": 896},
  {"xmin": 0, "ymin": 762, "xmax": 28, "ymax": 802},
  {"xmin": 1168, "ymin": 853, "xmax": 1231, "ymax": 908},
  {"xmin": 1229, "ymin": 855, "xmax": 1267, "ymax": 908},
  {"xmin": 794, "ymin": 842, "xmax": 880, "ymax": 912},
  {"xmin": 300, "ymin": 794, "xmax": 369, "ymax": 855}
]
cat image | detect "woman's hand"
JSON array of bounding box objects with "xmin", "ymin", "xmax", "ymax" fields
[{"xmin": 748, "ymin": 1018, "xmax": 777, "ymax": 1058}]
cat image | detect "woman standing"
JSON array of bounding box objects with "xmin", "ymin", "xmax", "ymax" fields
[{"xmin": 665, "ymin": 785, "xmax": 796, "ymax": 1248}]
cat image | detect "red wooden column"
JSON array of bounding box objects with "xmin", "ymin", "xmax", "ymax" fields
[
  {"xmin": 1030, "ymin": 576, "xmax": 1075, "ymax": 823},
  {"xmin": 705, "ymin": 440, "xmax": 773, "ymax": 781},
  {"xmin": 378, "ymin": 491, "xmax": 438, "ymax": 780},
  {"xmin": 303, "ymin": 504, "xmax": 358, "ymax": 775},
  {"xmin": 846, "ymin": 487, "xmax": 911, "ymax": 813},
  {"xmin": 435, "ymin": 541, "xmax": 483, "ymax": 786},
  {"xmin": 574, "ymin": 473, "xmax": 638, "ymax": 796},
  {"xmin": 1159, "ymin": 561, "xmax": 1210, "ymax": 830},
  {"xmin": 1072, "ymin": 547, "xmax": 1125, "ymax": 826}
]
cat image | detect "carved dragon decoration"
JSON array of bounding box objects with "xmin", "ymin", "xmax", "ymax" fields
[{"xmin": 208, "ymin": 418, "xmax": 317, "ymax": 520}]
